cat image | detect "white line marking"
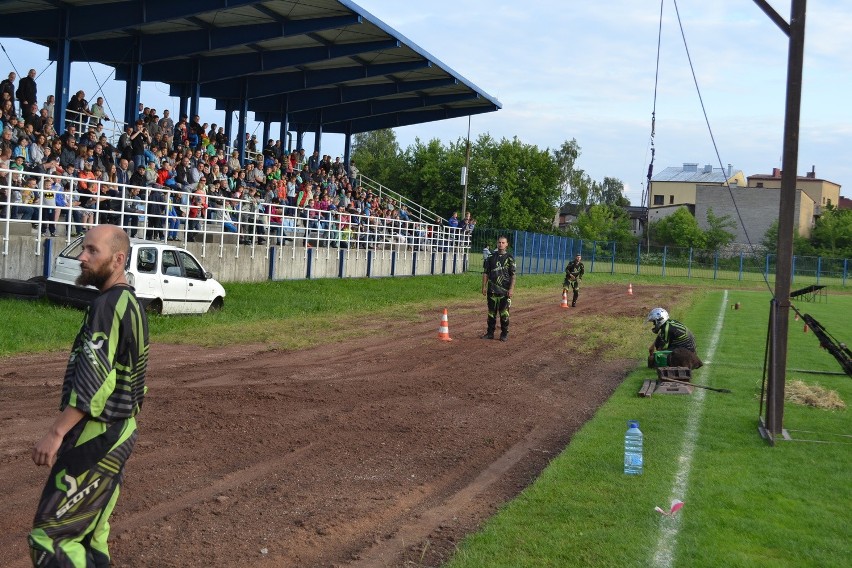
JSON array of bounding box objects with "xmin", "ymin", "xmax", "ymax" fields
[{"xmin": 652, "ymin": 290, "xmax": 728, "ymax": 567}]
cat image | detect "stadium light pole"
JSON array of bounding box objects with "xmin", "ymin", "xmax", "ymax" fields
[
  {"xmin": 460, "ymin": 115, "xmax": 471, "ymax": 219},
  {"xmin": 752, "ymin": 0, "xmax": 806, "ymax": 444}
]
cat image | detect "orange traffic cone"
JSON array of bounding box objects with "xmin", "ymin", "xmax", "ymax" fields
[
  {"xmin": 627, "ymin": 283, "xmax": 633, "ymax": 296},
  {"xmin": 438, "ymin": 308, "xmax": 453, "ymax": 341},
  {"xmin": 560, "ymin": 290, "xmax": 569, "ymax": 309}
]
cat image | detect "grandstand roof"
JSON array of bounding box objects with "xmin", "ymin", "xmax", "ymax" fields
[{"xmin": 0, "ymin": 0, "xmax": 501, "ymax": 134}]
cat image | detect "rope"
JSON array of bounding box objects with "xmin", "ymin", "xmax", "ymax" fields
[
  {"xmin": 671, "ymin": 0, "xmax": 772, "ymax": 295},
  {"xmin": 644, "ymin": 0, "xmax": 664, "ymax": 210}
]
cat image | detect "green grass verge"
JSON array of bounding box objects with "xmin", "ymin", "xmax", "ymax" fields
[{"xmin": 448, "ymin": 289, "xmax": 851, "ymax": 568}]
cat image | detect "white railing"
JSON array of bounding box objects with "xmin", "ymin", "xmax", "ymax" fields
[
  {"xmin": 64, "ymin": 110, "xmax": 128, "ymax": 148},
  {"xmin": 356, "ymin": 174, "xmax": 445, "ymax": 225},
  {"xmin": 0, "ymin": 168, "xmax": 470, "ymax": 260}
]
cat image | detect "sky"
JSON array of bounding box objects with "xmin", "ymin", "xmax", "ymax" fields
[{"xmin": 1, "ymin": 0, "xmax": 849, "ymax": 207}]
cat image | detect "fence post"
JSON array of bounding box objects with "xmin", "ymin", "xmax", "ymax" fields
[
  {"xmin": 765, "ymin": 253, "xmax": 770, "ymax": 281},
  {"xmin": 517, "ymin": 230, "xmax": 525, "ymax": 274},
  {"xmin": 636, "ymin": 242, "xmax": 641, "ymax": 275},
  {"xmin": 739, "ymin": 252, "xmax": 744, "ymax": 281},
  {"xmin": 713, "ymin": 249, "xmax": 719, "ymax": 280},
  {"xmin": 816, "ymin": 256, "xmax": 821, "ymax": 285},
  {"xmin": 844, "ymin": 259, "xmax": 848, "ymax": 287},
  {"xmin": 688, "ymin": 247, "xmax": 693, "ymax": 279},
  {"xmin": 792, "ymin": 255, "xmax": 796, "ymax": 285},
  {"xmin": 611, "ymin": 241, "xmax": 616, "ymax": 274},
  {"xmin": 534, "ymin": 233, "xmax": 541, "ymax": 274},
  {"xmin": 590, "ymin": 240, "xmax": 596, "ymax": 273},
  {"xmin": 662, "ymin": 246, "xmax": 667, "ymax": 277}
]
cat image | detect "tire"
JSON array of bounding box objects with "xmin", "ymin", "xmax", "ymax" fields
[
  {"xmin": 146, "ymin": 299, "xmax": 163, "ymax": 315},
  {"xmin": 0, "ymin": 278, "xmax": 44, "ymax": 300},
  {"xmin": 209, "ymin": 297, "xmax": 224, "ymax": 312}
]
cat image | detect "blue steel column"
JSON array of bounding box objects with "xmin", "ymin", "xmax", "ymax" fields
[
  {"xmin": 262, "ymin": 116, "xmax": 271, "ymax": 147},
  {"xmin": 237, "ymin": 79, "xmax": 248, "ymax": 164},
  {"xmin": 53, "ymin": 9, "xmax": 71, "ymax": 136},
  {"xmin": 224, "ymin": 100, "xmax": 233, "ymax": 149},
  {"xmin": 343, "ymin": 122, "xmax": 352, "ymax": 175},
  {"xmin": 279, "ymin": 96, "xmax": 289, "ymax": 152},
  {"xmin": 313, "ymin": 112, "xmax": 322, "ymax": 154},
  {"xmin": 296, "ymin": 130, "xmax": 304, "ymax": 152},
  {"xmin": 189, "ymin": 82, "xmax": 201, "ymax": 121},
  {"xmin": 123, "ymin": 44, "xmax": 142, "ymax": 126}
]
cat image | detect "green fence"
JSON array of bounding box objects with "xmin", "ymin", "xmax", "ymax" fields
[{"xmin": 470, "ymin": 228, "xmax": 850, "ymax": 287}]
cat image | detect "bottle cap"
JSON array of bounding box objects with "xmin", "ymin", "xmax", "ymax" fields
[{"xmin": 628, "ymin": 420, "xmax": 639, "ymax": 429}]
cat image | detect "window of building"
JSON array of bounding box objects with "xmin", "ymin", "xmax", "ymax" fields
[
  {"xmin": 669, "ymin": 195, "xmax": 674, "ymax": 204},
  {"xmin": 653, "ymin": 195, "xmax": 664, "ymax": 205},
  {"xmin": 756, "ymin": 182, "xmax": 764, "ymax": 188}
]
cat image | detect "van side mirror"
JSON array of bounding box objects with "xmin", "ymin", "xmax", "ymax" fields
[{"xmin": 204, "ymin": 271, "xmax": 213, "ymax": 280}]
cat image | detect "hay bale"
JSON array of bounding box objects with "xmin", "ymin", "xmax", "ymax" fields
[{"xmin": 785, "ymin": 380, "xmax": 846, "ymax": 410}]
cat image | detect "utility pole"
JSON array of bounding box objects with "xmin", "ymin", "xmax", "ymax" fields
[
  {"xmin": 753, "ymin": 0, "xmax": 807, "ymax": 443},
  {"xmin": 461, "ymin": 115, "xmax": 471, "ymax": 219}
]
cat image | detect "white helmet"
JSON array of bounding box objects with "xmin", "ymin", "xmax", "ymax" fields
[{"xmin": 646, "ymin": 307, "xmax": 669, "ymax": 332}]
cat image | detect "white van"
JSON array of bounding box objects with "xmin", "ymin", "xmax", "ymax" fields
[{"xmin": 47, "ymin": 237, "xmax": 226, "ymax": 315}]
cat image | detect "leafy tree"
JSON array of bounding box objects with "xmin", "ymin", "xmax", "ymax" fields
[
  {"xmin": 650, "ymin": 207, "xmax": 705, "ymax": 249},
  {"xmin": 703, "ymin": 207, "xmax": 737, "ymax": 250},
  {"xmin": 573, "ymin": 203, "xmax": 635, "ymax": 244},
  {"xmin": 810, "ymin": 206, "xmax": 852, "ymax": 257},
  {"xmin": 761, "ymin": 219, "xmax": 814, "ymax": 256},
  {"xmin": 553, "ymin": 139, "xmax": 581, "ymax": 207},
  {"xmin": 351, "ymin": 129, "xmax": 403, "ymax": 183},
  {"xmin": 600, "ymin": 177, "xmax": 630, "ymax": 206}
]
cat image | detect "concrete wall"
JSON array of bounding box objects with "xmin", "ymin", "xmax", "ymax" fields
[
  {"xmin": 1, "ymin": 232, "xmax": 468, "ymax": 283},
  {"xmin": 693, "ymin": 185, "xmax": 812, "ymax": 244}
]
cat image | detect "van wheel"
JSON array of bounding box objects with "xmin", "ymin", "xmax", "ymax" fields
[
  {"xmin": 209, "ymin": 297, "xmax": 224, "ymax": 312},
  {"xmin": 146, "ymin": 299, "xmax": 163, "ymax": 315}
]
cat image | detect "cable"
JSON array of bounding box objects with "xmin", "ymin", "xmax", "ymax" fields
[
  {"xmin": 672, "ymin": 0, "xmax": 773, "ymax": 296},
  {"xmin": 0, "ymin": 42, "xmax": 21, "ymax": 77},
  {"xmin": 643, "ymin": 0, "xmax": 665, "ymax": 220},
  {"xmin": 35, "ymin": 60, "xmax": 54, "ymax": 80}
]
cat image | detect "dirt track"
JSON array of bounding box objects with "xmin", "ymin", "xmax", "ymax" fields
[{"xmin": 1, "ymin": 284, "xmax": 657, "ymax": 567}]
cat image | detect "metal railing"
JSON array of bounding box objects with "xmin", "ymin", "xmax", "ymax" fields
[
  {"xmin": 356, "ymin": 174, "xmax": 445, "ymax": 225},
  {"xmin": 1, "ymin": 167, "xmax": 470, "ymax": 260}
]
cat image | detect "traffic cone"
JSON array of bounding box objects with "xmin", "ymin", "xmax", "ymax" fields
[
  {"xmin": 627, "ymin": 283, "xmax": 633, "ymax": 296},
  {"xmin": 803, "ymin": 323, "xmax": 808, "ymax": 334},
  {"xmin": 438, "ymin": 308, "xmax": 453, "ymax": 341},
  {"xmin": 560, "ymin": 290, "xmax": 569, "ymax": 309}
]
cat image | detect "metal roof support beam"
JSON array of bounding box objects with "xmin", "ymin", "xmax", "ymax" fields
[
  {"xmin": 59, "ymin": 15, "xmax": 362, "ymax": 64},
  {"xmin": 315, "ymin": 105, "xmax": 498, "ymax": 134},
  {"xmin": 229, "ymin": 78, "xmax": 458, "ymax": 114},
  {"xmin": 262, "ymin": 117, "xmax": 271, "ymax": 148},
  {"xmin": 191, "ymin": 60, "xmax": 431, "ymax": 101},
  {"xmin": 53, "ymin": 8, "xmax": 71, "ymax": 136},
  {"xmin": 314, "ymin": 115, "xmax": 322, "ymax": 154},
  {"xmin": 237, "ymin": 79, "xmax": 248, "ymax": 165},
  {"xmin": 132, "ymin": 39, "xmax": 400, "ymax": 84},
  {"xmin": 224, "ymin": 99, "xmax": 234, "ymax": 150},
  {"xmin": 61, "ymin": 0, "xmax": 261, "ymax": 39},
  {"xmin": 343, "ymin": 123, "xmax": 352, "ymax": 176},
  {"xmin": 288, "ymin": 93, "xmax": 479, "ymax": 125},
  {"xmin": 296, "ymin": 131, "xmax": 304, "ymax": 153},
  {"xmin": 279, "ymin": 96, "xmax": 290, "ymax": 153},
  {"xmin": 123, "ymin": 44, "xmax": 143, "ymax": 126}
]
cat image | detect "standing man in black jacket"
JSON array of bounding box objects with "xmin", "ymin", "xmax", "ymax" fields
[
  {"xmin": 481, "ymin": 235, "xmax": 517, "ymax": 342},
  {"xmin": 563, "ymin": 253, "xmax": 585, "ymax": 307},
  {"xmin": 16, "ymin": 69, "xmax": 37, "ymax": 117}
]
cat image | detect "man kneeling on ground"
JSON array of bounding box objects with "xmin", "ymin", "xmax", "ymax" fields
[{"xmin": 646, "ymin": 307, "xmax": 703, "ymax": 369}]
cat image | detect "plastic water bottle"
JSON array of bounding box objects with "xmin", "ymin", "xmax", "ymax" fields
[{"xmin": 624, "ymin": 420, "xmax": 643, "ymax": 475}]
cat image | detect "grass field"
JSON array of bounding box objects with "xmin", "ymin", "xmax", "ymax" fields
[{"xmin": 1, "ymin": 274, "xmax": 849, "ymax": 567}]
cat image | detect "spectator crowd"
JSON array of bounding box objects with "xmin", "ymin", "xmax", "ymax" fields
[{"xmin": 0, "ymin": 73, "xmax": 467, "ymax": 251}]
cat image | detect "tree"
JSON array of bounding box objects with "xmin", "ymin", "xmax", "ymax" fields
[
  {"xmin": 810, "ymin": 206, "xmax": 852, "ymax": 257},
  {"xmin": 650, "ymin": 207, "xmax": 705, "ymax": 249},
  {"xmin": 599, "ymin": 177, "xmax": 630, "ymax": 206},
  {"xmin": 761, "ymin": 219, "xmax": 814, "ymax": 256},
  {"xmin": 351, "ymin": 129, "xmax": 402, "ymax": 183},
  {"xmin": 703, "ymin": 207, "xmax": 737, "ymax": 251},
  {"xmin": 574, "ymin": 203, "xmax": 635, "ymax": 244},
  {"xmin": 553, "ymin": 139, "xmax": 581, "ymax": 207}
]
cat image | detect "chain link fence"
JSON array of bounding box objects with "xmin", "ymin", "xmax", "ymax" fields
[{"xmin": 469, "ymin": 228, "xmax": 850, "ymax": 287}]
